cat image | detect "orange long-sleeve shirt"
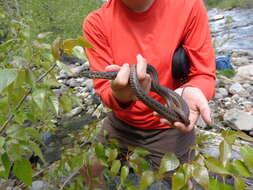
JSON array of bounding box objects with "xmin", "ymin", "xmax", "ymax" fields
[{"xmin": 83, "ymin": 0, "xmax": 216, "ymax": 130}]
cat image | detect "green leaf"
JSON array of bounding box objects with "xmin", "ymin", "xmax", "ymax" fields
[
  {"xmin": 110, "ymin": 160, "xmax": 121, "ymax": 178},
  {"xmin": 232, "ymin": 160, "xmax": 251, "ymax": 177},
  {"xmin": 192, "ymin": 164, "xmax": 209, "ymax": 189},
  {"xmin": 205, "ymin": 157, "xmax": 230, "ymax": 175},
  {"xmin": 159, "ymin": 152, "xmax": 179, "ymax": 175},
  {"xmin": 59, "ymin": 94, "xmax": 72, "ymax": 112},
  {"xmin": 32, "ymin": 89, "xmax": 47, "ymax": 110},
  {"xmin": 25, "ymin": 128, "xmax": 44, "ymax": 145},
  {"xmin": 70, "ymin": 154, "xmax": 84, "ymax": 170},
  {"xmin": 13, "ymin": 159, "xmax": 32, "ymax": 186},
  {"xmin": 94, "ymin": 143, "xmax": 105, "ymax": 159},
  {"xmin": 235, "ymin": 131, "xmax": 253, "ymax": 142},
  {"xmin": 37, "ymin": 32, "xmax": 52, "ymax": 39},
  {"xmin": 25, "ymin": 69, "xmax": 36, "ymax": 88},
  {"xmin": 139, "ymin": 171, "xmax": 154, "ymax": 190},
  {"xmin": 172, "ymin": 170, "xmax": 185, "ymax": 190},
  {"xmin": 133, "ymin": 147, "xmax": 150, "ymax": 157},
  {"xmin": 29, "ymin": 141, "xmax": 45, "ymax": 163},
  {"xmin": 120, "ymin": 166, "xmax": 129, "ymax": 182},
  {"xmin": 240, "ymin": 146, "xmax": 253, "ymax": 174},
  {"xmin": 0, "ymin": 153, "xmax": 11, "ymax": 179},
  {"xmin": 221, "ymin": 130, "xmax": 237, "ymax": 145},
  {"xmin": 0, "ymin": 69, "xmax": 18, "ymax": 93},
  {"xmin": 106, "ymin": 148, "xmax": 118, "ymax": 162},
  {"xmin": 0, "ymin": 137, "xmax": 5, "ymax": 148},
  {"xmin": 56, "ymin": 60, "xmax": 73, "ymax": 75},
  {"xmin": 0, "ymin": 39, "xmax": 14, "ymax": 52},
  {"xmin": 219, "ymin": 140, "xmax": 232, "ymax": 163},
  {"xmin": 6, "ymin": 142, "xmax": 23, "ymax": 160},
  {"xmin": 62, "ymin": 37, "xmax": 93, "ymax": 56},
  {"xmin": 49, "ymin": 95, "xmax": 59, "ymax": 116},
  {"xmin": 14, "ymin": 69, "xmax": 26, "ymax": 88},
  {"xmin": 94, "ymin": 143, "xmax": 107, "ymax": 165},
  {"xmin": 209, "ymin": 178, "xmax": 233, "ymax": 190},
  {"xmin": 234, "ymin": 177, "xmax": 245, "ymax": 190},
  {"xmin": 216, "ymin": 69, "xmax": 236, "ymax": 78},
  {"xmin": 129, "ymin": 155, "xmax": 149, "ymax": 173},
  {"xmin": 182, "ymin": 163, "xmax": 194, "ymax": 182},
  {"xmin": 72, "ymin": 46, "xmax": 86, "ymax": 60},
  {"xmin": 195, "ymin": 134, "xmax": 210, "ymax": 145}
]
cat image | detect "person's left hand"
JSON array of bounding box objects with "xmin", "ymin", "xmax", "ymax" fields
[{"xmin": 154, "ymin": 86, "xmax": 211, "ymax": 133}]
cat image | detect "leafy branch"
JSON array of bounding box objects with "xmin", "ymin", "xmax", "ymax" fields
[{"xmin": 0, "ymin": 63, "xmax": 57, "ymax": 135}]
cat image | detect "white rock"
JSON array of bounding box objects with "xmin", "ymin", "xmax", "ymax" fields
[
  {"xmin": 233, "ymin": 64, "xmax": 253, "ymax": 82},
  {"xmin": 217, "ymin": 87, "xmax": 229, "ymax": 97},
  {"xmin": 224, "ymin": 108, "xmax": 253, "ymax": 131},
  {"xmin": 229, "ymin": 82, "xmax": 244, "ymax": 95}
]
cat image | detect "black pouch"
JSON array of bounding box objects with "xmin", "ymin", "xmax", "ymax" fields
[{"xmin": 172, "ymin": 46, "xmax": 190, "ymax": 80}]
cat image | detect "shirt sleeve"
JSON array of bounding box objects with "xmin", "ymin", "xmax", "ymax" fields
[
  {"xmin": 83, "ymin": 12, "xmax": 133, "ymax": 111},
  {"xmin": 181, "ymin": 0, "xmax": 216, "ymax": 100}
]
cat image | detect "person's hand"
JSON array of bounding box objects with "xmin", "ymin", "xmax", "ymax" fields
[
  {"xmin": 105, "ymin": 54, "xmax": 151, "ymax": 106},
  {"xmin": 155, "ymin": 87, "xmax": 211, "ymax": 133}
]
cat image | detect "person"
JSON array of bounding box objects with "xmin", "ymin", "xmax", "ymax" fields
[{"xmin": 82, "ymin": 0, "xmax": 216, "ymax": 188}]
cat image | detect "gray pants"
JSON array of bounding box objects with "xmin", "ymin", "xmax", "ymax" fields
[{"xmin": 97, "ymin": 112, "xmax": 196, "ymax": 168}]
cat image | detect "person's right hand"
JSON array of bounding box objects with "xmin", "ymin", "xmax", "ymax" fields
[{"xmin": 105, "ymin": 54, "xmax": 151, "ymax": 107}]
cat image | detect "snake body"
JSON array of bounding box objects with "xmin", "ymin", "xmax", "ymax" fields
[{"xmin": 80, "ymin": 64, "xmax": 190, "ymax": 126}]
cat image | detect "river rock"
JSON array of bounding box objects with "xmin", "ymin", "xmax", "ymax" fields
[
  {"xmin": 217, "ymin": 87, "xmax": 229, "ymax": 98},
  {"xmin": 31, "ymin": 180, "xmax": 51, "ymax": 190},
  {"xmin": 67, "ymin": 78, "xmax": 82, "ymax": 87},
  {"xmin": 224, "ymin": 108, "xmax": 253, "ymax": 131},
  {"xmin": 228, "ymin": 82, "xmax": 244, "ymax": 95},
  {"xmin": 69, "ymin": 65, "xmax": 87, "ymax": 76},
  {"xmin": 231, "ymin": 56, "xmax": 249, "ymax": 66},
  {"xmin": 65, "ymin": 107, "xmax": 82, "ymax": 118},
  {"xmin": 233, "ymin": 64, "xmax": 253, "ymax": 82},
  {"xmin": 83, "ymin": 79, "xmax": 93, "ymax": 91}
]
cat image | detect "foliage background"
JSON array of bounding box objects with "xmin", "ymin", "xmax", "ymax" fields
[{"xmin": 1, "ymin": 0, "xmax": 103, "ymax": 42}]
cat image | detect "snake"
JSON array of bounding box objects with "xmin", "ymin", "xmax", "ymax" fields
[{"xmin": 79, "ymin": 64, "xmax": 190, "ymax": 126}]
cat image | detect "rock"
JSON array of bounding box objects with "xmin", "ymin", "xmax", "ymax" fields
[
  {"xmin": 243, "ymin": 101, "xmax": 253, "ymax": 109},
  {"xmin": 233, "ymin": 64, "xmax": 253, "ymax": 82},
  {"xmin": 31, "ymin": 180, "xmax": 50, "ymax": 190},
  {"xmin": 242, "ymin": 83, "xmax": 251, "ymax": 89},
  {"xmin": 41, "ymin": 132, "xmax": 55, "ymax": 144},
  {"xmin": 69, "ymin": 65, "xmax": 87, "ymax": 76},
  {"xmin": 196, "ymin": 117, "xmax": 206, "ymax": 128},
  {"xmin": 217, "ymin": 87, "xmax": 229, "ymax": 97},
  {"xmin": 201, "ymin": 147, "xmax": 241, "ymax": 160},
  {"xmin": 67, "ymin": 78, "xmax": 82, "ymax": 88},
  {"xmin": 209, "ymin": 14, "xmax": 224, "ymax": 22},
  {"xmin": 224, "ymin": 108, "xmax": 253, "ymax": 131},
  {"xmin": 83, "ymin": 79, "xmax": 93, "ymax": 91},
  {"xmin": 214, "ymin": 92, "xmax": 223, "ymax": 99},
  {"xmin": 228, "ymin": 82, "xmax": 244, "ymax": 95},
  {"xmin": 62, "ymin": 137, "xmax": 72, "ymax": 145},
  {"xmin": 57, "ymin": 70, "xmax": 69, "ymax": 79},
  {"xmin": 65, "ymin": 107, "xmax": 82, "ymax": 118},
  {"xmin": 231, "ymin": 56, "xmax": 249, "ymax": 66}
]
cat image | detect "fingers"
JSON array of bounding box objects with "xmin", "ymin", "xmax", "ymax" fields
[
  {"xmin": 136, "ymin": 54, "xmax": 147, "ymax": 81},
  {"xmin": 105, "ymin": 64, "xmax": 121, "ymax": 72},
  {"xmin": 153, "ymin": 111, "xmax": 195, "ymax": 133},
  {"xmin": 198, "ymin": 101, "xmax": 211, "ymax": 125},
  {"xmin": 174, "ymin": 122, "xmax": 193, "ymax": 133},
  {"xmin": 111, "ymin": 63, "xmax": 130, "ymax": 88}
]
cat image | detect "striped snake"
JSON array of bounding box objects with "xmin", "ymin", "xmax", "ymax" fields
[{"xmin": 80, "ymin": 64, "xmax": 190, "ymax": 126}]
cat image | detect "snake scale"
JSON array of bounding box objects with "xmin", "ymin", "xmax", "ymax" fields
[{"xmin": 80, "ymin": 64, "xmax": 190, "ymax": 126}]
